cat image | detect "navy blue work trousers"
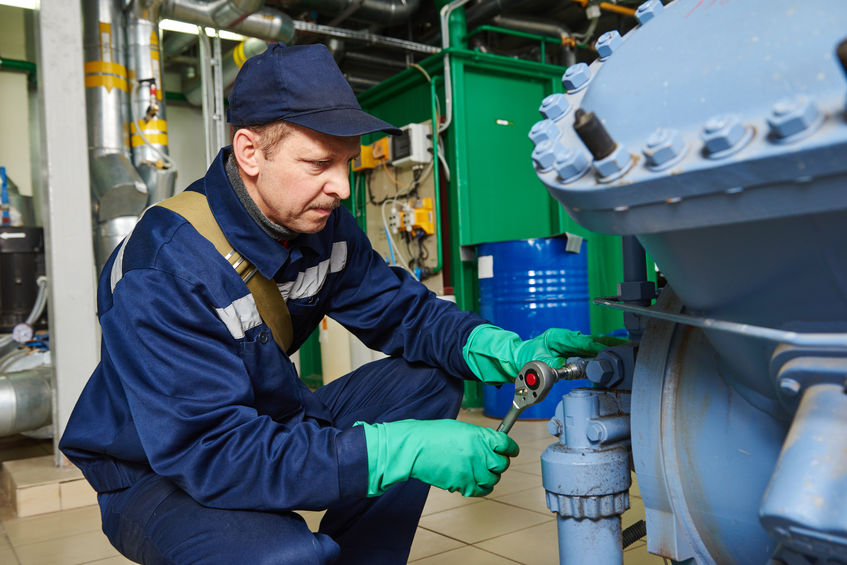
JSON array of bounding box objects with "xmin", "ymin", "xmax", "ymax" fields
[{"xmin": 98, "ymin": 357, "xmax": 465, "ymax": 565}]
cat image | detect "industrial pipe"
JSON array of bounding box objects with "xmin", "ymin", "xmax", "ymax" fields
[
  {"xmin": 160, "ymin": 1, "xmax": 295, "ymax": 43},
  {"xmin": 281, "ymin": 0, "xmax": 420, "ymax": 27},
  {"xmin": 184, "ymin": 37, "xmax": 268, "ymax": 106},
  {"xmin": 490, "ymin": 15, "xmax": 576, "ymax": 65},
  {"xmin": 83, "ymin": 0, "xmax": 149, "ymax": 268},
  {"xmin": 293, "ymin": 21, "xmax": 438, "ymax": 54},
  {"xmin": 0, "ymin": 367, "xmax": 52, "ymax": 437}
]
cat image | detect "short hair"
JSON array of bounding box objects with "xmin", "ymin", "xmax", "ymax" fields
[{"xmin": 232, "ymin": 121, "xmax": 293, "ymax": 159}]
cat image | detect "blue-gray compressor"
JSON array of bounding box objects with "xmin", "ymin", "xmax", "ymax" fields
[
  {"xmin": 532, "ymin": 140, "xmax": 559, "ymax": 172},
  {"xmin": 642, "ymin": 128, "xmax": 686, "ymax": 169},
  {"xmin": 528, "ymin": 119, "xmax": 561, "ymax": 145},
  {"xmin": 539, "ymin": 94, "xmax": 571, "ymax": 122},
  {"xmin": 700, "ymin": 113, "xmax": 747, "ymax": 155},
  {"xmin": 596, "ymin": 30, "xmax": 622, "ymax": 59},
  {"xmin": 635, "ymin": 0, "xmax": 663, "ymax": 25},
  {"xmin": 562, "ymin": 63, "xmax": 591, "ymax": 93},
  {"xmin": 593, "ymin": 143, "xmax": 632, "ymax": 179},
  {"xmin": 553, "ymin": 146, "xmax": 591, "ymax": 182},
  {"xmin": 767, "ymin": 96, "xmax": 821, "ymax": 140}
]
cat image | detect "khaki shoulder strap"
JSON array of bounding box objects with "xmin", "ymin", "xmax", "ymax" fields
[{"xmin": 158, "ymin": 191, "xmax": 294, "ymax": 352}]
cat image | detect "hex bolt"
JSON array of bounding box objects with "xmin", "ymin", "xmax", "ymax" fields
[
  {"xmin": 767, "ymin": 96, "xmax": 821, "ymax": 139},
  {"xmin": 586, "ymin": 422, "xmax": 606, "ymax": 442},
  {"xmin": 594, "ymin": 145, "xmax": 632, "ymax": 179},
  {"xmin": 562, "ymin": 63, "xmax": 591, "ymax": 93},
  {"xmin": 553, "ymin": 146, "xmax": 591, "ymax": 182},
  {"xmin": 539, "ymin": 93, "xmax": 571, "ymax": 122},
  {"xmin": 586, "ymin": 358, "xmax": 615, "ymax": 386},
  {"xmin": 700, "ymin": 113, "xmax": 747, "ymax": 156},
  {"xmin": 529, "ymin": 119, "xmax": 562, "ymax": 144},
  {"xmin": 643, "ymin": 128, "xmax": 686, "ymax": 168},
  {"xmin": 779, "ymin": 378, "xmax": 801, "ymax": 396},
  {"xmin": 635, "ymin": 0, "xmax": 663, "ymax": 25},
  {"xmin": 532, "ymin": 139, "xmax": 559, "ymax": 171},
  {"xmin": 596, "ymin": 30, "xmax": 622, "ymax": 60}
]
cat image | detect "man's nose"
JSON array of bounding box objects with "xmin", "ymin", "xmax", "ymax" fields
[{"xmin": 324, "ymin": 165, "xmax": 351, "ymax": 200}]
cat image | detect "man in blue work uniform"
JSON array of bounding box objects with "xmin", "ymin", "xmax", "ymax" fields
[{"xmin": 60, "ymin": 43, "xmax": 611, "ymax": 564}]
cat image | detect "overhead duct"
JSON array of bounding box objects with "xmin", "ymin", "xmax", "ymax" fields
[
  {"xmin": 82, "ymin": 0, "xmax": 149, "ymax": 268},
  {"xmin": 161, "ymin": 0, "xmax": 296, "ymax": 43},
  {"xmin": 281, "ymin": 0, "xmax": 420, "ymax": 27}
]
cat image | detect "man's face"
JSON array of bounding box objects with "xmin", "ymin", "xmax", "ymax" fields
[{"xmin": 250, "ymin": 124, "xmax": 360, "ymax": 234}]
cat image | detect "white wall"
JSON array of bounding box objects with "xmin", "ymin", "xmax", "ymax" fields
[
  {"xmin": 0, "ymin": 6, "xmax": 33, "ymax": 196},
  {"xmin": 166, "ymin": 103, "xmax": 209, "ymax": 190}
]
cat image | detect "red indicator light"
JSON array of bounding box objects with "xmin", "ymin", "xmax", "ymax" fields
[{"xmin": 525, "ymin": 371, "xmax": 539, "ymax": 388}]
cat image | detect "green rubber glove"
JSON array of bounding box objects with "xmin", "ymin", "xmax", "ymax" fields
[
  {"xmin": 463, "ymin": 323, "xmax": 625, "ymax": 384},
  {"xmin": 358, "ymin": 419, "xmax": 520, "ymax": 497}
]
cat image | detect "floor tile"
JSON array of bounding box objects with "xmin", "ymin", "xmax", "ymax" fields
[
  {"xmin": 0, "ymin": 545, "xmax": 19, "ymax": 565},
  {"xmin": 419, "ymin": 499, "xmax": 551, "ymax": 544},
  {"xmin": 490, "ymin": 484, "xmax": 551, "ymax": 515},
  {"xmin": 422, "ymin": 486, "xmax": 483, "ymax": 516},
  {"xmin": 408, "ymin": 527, "xmax": 464, "ymax": 561},
  {"xmin": 486, "ymin": 469, "xmax": 542, "ymax": 499},
  {"xmin": 622, "ymin": 495, "xmax": 646, "ymax": 531},
  {"xmin": 476, "ymin": 519, "xmax": 559, "ymax": 565},
  {"xmin": 510, "ymin": 461, "xmax": 543, "ymax": 476},
  {"xmin": 297, "ymin": 510, "xmax": 326, "ymax": 532},
  {"xmin": 14, "ymin": 529, "xmax": 117, "ymax": 565},
  {"xmin": 410, "ymin": 544, "xmax": 520, "ymax": 564},
  {"xmin": 81, "ymin": 555, "xmax": 136, "ymax": 564},
  {"xmin": 4, "ymin": 505, "xmax": 102, "ymax": 547}
]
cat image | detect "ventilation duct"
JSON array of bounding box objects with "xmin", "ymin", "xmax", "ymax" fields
[
  {"xmin": 281, "ymin": 0, "xmax": 420, "ymax": 27},
  {"xmin": 161, "ymin": 0, "xmax": 295, "ymax": 43}
]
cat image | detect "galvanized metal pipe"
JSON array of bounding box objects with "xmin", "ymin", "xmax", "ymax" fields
[
  {"xmin": 83, "ymin": 0, "xmax": 149, "ymax": 267},
  {"xmin": 184, "ymin": 37, "xmax": 267, "ymax": 106},
  {"xmin": 160, "ymin": 1, "xmax": 295, "ymax": 42},
  {"xmin": 0, "ymin": 367, "xmax": 52, "ymax": 437}
]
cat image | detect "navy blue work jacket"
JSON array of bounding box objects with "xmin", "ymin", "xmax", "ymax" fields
[{"xmin": 60, "ymin": 148, "xmax": 484, "ymax": 512}]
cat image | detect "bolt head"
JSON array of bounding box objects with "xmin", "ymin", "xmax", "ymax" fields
[
  {"xmin": 548, "ymin": 418, "xmax": 563, "ymax": 438},
  {"xmin": 779, "ymin": 378, "xmax": 801, "ymax": 396},
  {"xmin": 529, "ymin": 119, "xmax": 561, "ymax": 144},
  {"xmin": 596, "ymin": 30, "xmax": 622, "ymax": 59},
  {"xmin": 594, "ymin": 144, "xmax": 632, "ymax": 178},
  {"xmin": 767, "ymin": 96, "xmax": 820, "ymax": 139},
  {"xmin": 643, "ymin": 128, "xmax": 686, "ymax": 168},
  {"xmin": 586, "ymin": 422, "xmax": 605, "ymax": 442},
  {"xmin": 635, "ymin": 0, "xmax": 663, "ymax": 25},
  {"xmin": 700, "ymin": 114, "xmax": 746, "ymax": 155},
  {"xmin": 553, "ymin": 146, "xmax": 591, "ymax": 182},
  {"xmin": 562, "ymin": 63, "xmax": 591, "ymax": 92},
  {"xmin": 539, "ymin": 93, "xmax": 571, "ymax": 121},
  {"xmin": 586, "ymin": 358, "xmax": 614, "ymax": 385},
  {"xmin": 532, "ymin": 140, "xmax": 559, "ymax": 171}
]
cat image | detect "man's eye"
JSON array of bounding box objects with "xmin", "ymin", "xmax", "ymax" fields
[{"xmin": 311, "ymin": 160, "xmax": 330, "ymax": 167}]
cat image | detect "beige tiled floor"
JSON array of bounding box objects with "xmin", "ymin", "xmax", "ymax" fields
[{"xmin": 0, "ymin": 411, "xmax": 666, "ymax": 564}]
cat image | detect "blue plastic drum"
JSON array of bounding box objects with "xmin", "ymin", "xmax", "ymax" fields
[{"xmin": 478, "ymin": 236, "xmax": 591, "ymax": 419}]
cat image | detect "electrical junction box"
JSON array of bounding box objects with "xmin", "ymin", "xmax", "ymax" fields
[{"xmin": 391, "ymin": 122, "xmax": 432, "ymax": 168}]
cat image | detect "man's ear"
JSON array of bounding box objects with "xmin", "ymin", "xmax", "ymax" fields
[{"xmin": 232, "ymin": 128, "xmax": 261, "ymax": 177}]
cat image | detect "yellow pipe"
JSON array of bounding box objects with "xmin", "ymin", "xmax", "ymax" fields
[{"xmin": 600, "ymin": 2, "xmax": 637, "ymax": 17}]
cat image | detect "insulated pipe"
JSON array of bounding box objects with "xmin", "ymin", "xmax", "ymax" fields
[
  {"xmin": 0, "ymin": 367, "xmax": 52, "ymax": 437},
  {"xmin": 82, "ymin": 0, "xmax": 149, "ymax": 268},
  {"xmin": 160, "ymin": 1, "xmax": 295, "ymax": 43},
  {"xmin": 160, "ymin": 0, "xmax": 263, "ymax": 28},
  {"xmin": 126, "ymin": 8, "xmax": 178, "ymax": 206},
  {"xmin": 281, "ymin": 0, "xmax": 420, "ymax": 27}
]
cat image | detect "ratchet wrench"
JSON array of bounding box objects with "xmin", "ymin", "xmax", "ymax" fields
[{"xmin": 496, "ymin": 359, "xmax": 587, "ymax": 434}]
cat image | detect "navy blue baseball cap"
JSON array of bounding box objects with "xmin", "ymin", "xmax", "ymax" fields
[{"xmin": 227, "ymin": 43, "xmax": 401, "ymax": 137}]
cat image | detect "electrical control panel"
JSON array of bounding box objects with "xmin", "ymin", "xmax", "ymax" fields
[{"xmin": 390, "ymin": 122, "xmax": 432, "ymax": 168}]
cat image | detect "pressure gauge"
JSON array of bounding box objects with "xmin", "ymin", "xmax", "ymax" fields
[{"xmin": 12, "ymin": 323, "xmax": 33, "ymax": 344}]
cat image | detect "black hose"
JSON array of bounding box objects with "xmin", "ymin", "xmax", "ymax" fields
[{"xmin": 622, "ymin": 519, "xmax": 647, "ymax": 549}]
